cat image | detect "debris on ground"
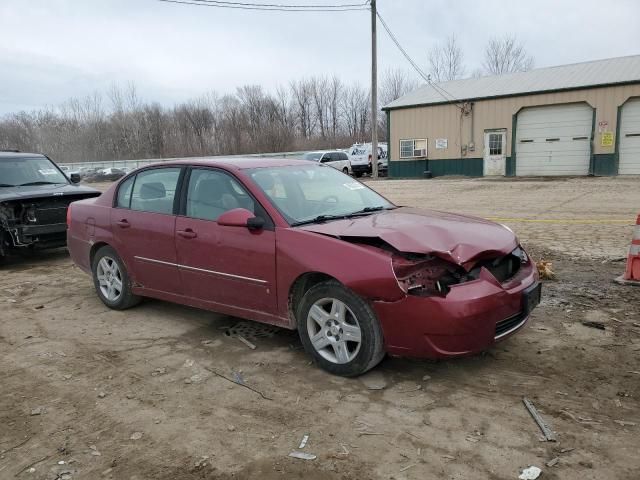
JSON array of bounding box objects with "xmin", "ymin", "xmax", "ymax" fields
[
  {"xmin": 30, "ymin": 407, "xmax": 44, "ymax": 416},
  {"xmin": 288, "ymin": 451, "xmax": 316, "ymax": 460},
  {"xmin": 536, "ymin": 260, "xmax": 555, "ymax": 280},
  {"xmin": 236, "ymin": 335, "xmax": 257, "ymax": 350},
  {"xmin": 518, "ymin": 466, "xmax": 542, "ymax": 480},
  {"xmin": 151, "ymin": 367, "xmax": 166, "ymax": 376},
  {"xmin": 359, "ymin": 370, "xmax": 387, "ymax": 390},
  {"xmin": 130, "ymin": 432, "xmax": 143, "ymax": 440},
  {"xmin": 546, "ymin": 457, "xmax": 559, "ymax": 467},
  {"xmin": 581, "ymin": 321, "xmax": 606, "ymax": 330},
  {"xmin": 97, "ymin": 391, "xmax": 106, "ymax": 398},
  {"xmin": 224, "ymin": 321, "xmax": 279, "ymax": 339},
  {"xmin": 298, "ymin": 434, "xmax": 309, "ymax": 449},
  {"xmin": 522, "ymin": 397, "xmax": 557, "ymax": 442},
  {"xmin": 399, "ymin": 464, "xmax": 416, "ymax": 472},
  {"xmin": 613, "ymin": 420, "xmax": 637, "ymax": 427},
  {"xmin": 232, "ymin": 371, "xmax": 245, "ymax": 385}
]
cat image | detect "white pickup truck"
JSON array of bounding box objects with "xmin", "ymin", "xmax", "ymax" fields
[{"xmin": 348, "ymin": 143, "xmax": 388, "ymax": 177}]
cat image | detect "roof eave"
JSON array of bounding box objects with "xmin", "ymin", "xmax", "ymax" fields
[{"xmin": 382, "ymin": 79, "xmax": 640, "ymax": 111}]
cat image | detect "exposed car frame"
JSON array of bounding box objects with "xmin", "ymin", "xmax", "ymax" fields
[{"xmin": 0, "ymin": 151, "xmax": 101, "ymax": 260}]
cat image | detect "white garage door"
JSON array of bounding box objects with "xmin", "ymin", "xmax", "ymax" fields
[
  {"xmin": 516, "ymin": 103, "xmax": 592, "ymax": 176},
  {"xmin": 619, "ymin": 99, "xmax": 640, "ymax": 175}
]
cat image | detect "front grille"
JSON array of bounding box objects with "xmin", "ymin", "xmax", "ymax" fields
[
  {"xmin": 33, "ymin": 205, "xmax": 68, "ymax": 225},
  {"xmin": 495, "ymin": 311, "xmax": 527, "ymax": 338}
]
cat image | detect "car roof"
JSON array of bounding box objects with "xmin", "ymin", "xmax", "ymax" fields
[
  {"xmin": 0, "ymin": 151, "xmax": 47, "ymax": 160},
  {"xmin": 142, "ymin": 157, "xmax": 312, "ymax": 170}
]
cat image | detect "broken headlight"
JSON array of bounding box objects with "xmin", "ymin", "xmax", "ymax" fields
[{"xmin": 392, "ymin": 254, "xmax": 466, "ymax": 297}]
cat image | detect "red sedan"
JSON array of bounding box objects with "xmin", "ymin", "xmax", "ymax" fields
[{"xmin": 67, "ymin": 158, "xmax": 540, "ymax": 376}]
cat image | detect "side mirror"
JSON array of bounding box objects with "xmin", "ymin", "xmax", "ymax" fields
[
  {"xmin": 70, "ymin": 173, "xmax": 81, "ymax": 183},
  {"xmin": 246, "ymin": 216, "xmax": 265, "ymax": 230},
  {"xmin": 217, "ymin": 208, "xmax": 264, "ymax": 231}
]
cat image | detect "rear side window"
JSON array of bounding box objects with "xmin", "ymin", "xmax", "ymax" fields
[
  {"xmin": 339, "ymin": 152, "xmax": 349, "ymax": 161},
  {"xmin": 116, "ymin": 176, "xmax": 135, "ymax": 208},
  {"xmin": 130, "ymin": 168, "xmax": 181, "ymax": 215}
]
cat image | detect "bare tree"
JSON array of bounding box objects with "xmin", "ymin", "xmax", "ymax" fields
[
  {"xmin": 482, "ymin": 35, "xmax": 534, "ymax": 75},
  {"xmin": 380, "ymin": 68, "xmax": 420, "ymax": 106},
  {"xmin": 428, "ymin": 34, "xmax": 465, "ymax": 82}
]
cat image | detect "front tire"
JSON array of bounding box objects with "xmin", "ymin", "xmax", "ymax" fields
[
  {"xmin": 297, "ymin": 280, "xmax": 385, "ymax": 377},
  {"xmin": 92, "ymin": 246, "xmax": 141, "ymax": 310}
]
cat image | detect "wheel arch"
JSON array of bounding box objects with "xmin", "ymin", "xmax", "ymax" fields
[
  {"xmin": 287, "ymin": 272, "xmax": 339, "ymax": 328},
  {"xmin": 89, "ymin": 241, "xmax": 112, "ymax": 266}
]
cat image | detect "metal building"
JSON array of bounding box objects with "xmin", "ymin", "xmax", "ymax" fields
[{"xmin": 383, "ymin": 55, "xmax": 640, "ymax": 177}]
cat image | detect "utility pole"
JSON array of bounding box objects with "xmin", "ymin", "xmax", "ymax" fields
[{"xmin": 370, "ymin": 0, "xmax": 378, "ymax": 179}]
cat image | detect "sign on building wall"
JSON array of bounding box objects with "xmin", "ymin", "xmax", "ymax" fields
[
  {"xmin": 598, "ymin": 120, "xmax": 609, "ymax": 133},
  {"xmin": 601, "ymin": 132, "xmax": 614, "ymax": 147},
  {"xmin": 435, "ymin": 138, "xmax": 448, "ymax": 149}
]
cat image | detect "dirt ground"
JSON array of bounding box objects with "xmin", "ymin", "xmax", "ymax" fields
[{"xmin": 1, "ymin": 176, "xmax": 639, "ymax": 480}]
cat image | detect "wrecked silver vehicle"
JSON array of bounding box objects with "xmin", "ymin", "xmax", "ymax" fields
[{"xmin": 0, "ymin": 151, "xmax": 101, "ymax": 261}]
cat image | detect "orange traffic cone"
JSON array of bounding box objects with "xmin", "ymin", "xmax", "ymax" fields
[{"xmin": 615, "ymin": 214, "xmax": 640, "ymax": 286}]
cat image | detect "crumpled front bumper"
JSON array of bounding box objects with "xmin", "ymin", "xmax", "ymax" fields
[{"xmin": 373, "ymin": 262, "xmax": 539, "ymax": 358}]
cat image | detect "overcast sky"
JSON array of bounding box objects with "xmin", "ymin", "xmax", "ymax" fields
[{"xmin": 1, "ymin": 0, "xmax": 639, "ymax": 115}]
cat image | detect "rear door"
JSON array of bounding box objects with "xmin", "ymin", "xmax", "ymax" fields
[
  {"xmin": 111, "ymin": 167, "xmax": 183, "ymax": 294},
  {"xmin": 174, "ymin": 167, "xmax": 278, "ymax": 314}
]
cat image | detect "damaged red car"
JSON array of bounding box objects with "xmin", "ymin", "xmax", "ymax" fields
[{"xmin": 67, "ymin": 158, "xmax": 540, "ymax": 376}]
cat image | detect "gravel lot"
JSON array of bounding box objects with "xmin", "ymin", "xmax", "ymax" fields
[{"xmin": 1, "ymin": 176, "xmax": 639, "ymax": 480}]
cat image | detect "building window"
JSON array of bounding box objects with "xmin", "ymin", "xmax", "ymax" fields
[
  {"xmin": 400, "ymin": 139, "xmax": 427, "ymax": 159},
  {"xmin": 488, "ymin": 133, "xmax": 503, "ymax": 155}
]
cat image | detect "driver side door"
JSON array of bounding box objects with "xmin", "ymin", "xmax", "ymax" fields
[{"xmin": 174, "ymin": 167, "xmax": 278, "ymax": 314}]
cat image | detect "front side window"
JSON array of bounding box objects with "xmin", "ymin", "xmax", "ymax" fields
[
  {"xmin": 186, "ymin": 169, "xmax": 255, "ymax": 221},
  {"xmin": 0, "ymin": 156, "xmax": 68, "ymax": 187},
  {"xmin": 247, "ymin": 165, "xmax": 394, "ymax": 225},
  {"xmin": 130, "ymin": 168, "xmax": 181, "ymax": 214},
  {"xmin": 400, "ymin": 139, "xmax": 427, "ymax": 159}
]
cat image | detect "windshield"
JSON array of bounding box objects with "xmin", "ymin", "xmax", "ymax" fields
[
  {"xmin": 303, "ymin": 152, "xmax": 323, "ymax": 161},
  {"xmin": 247, "ymin": 165, "xmax": 394, "ymax": 225},
  {"xmin": 0, "ymin": 157, "xmax": 68, "ymax": 187}
]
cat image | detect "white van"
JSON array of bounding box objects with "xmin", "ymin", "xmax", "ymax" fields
[{"xmin": 348, "ymin": 143, "xmax": 388, "ymax": 177}]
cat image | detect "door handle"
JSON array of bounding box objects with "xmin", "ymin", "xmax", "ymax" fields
[
  {"xmin": 177, "ymin": 229, "xmax": 197, "ymax": 239},
  {"xmin": 116, "ymin": 219, "xmax": 130, "ymax": 228}
]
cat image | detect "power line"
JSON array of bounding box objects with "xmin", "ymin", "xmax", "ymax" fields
[
  {"xmin": 194, "ymin": 0, "xmax": 368, "ymax": 7},
  {"xmin": 375, "ymin": 10, "xmax": 464, "ymax": 108},
  {"xmin": 157, "ymin": 0, "xmax": 368, "ymax": 11}
]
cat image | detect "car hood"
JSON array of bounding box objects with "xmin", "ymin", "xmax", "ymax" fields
[
  {"xmin": 296, "ymin": 207, "xmax": 517, "ymax": 269},
  {"xmin": 0, "ymin": 183, "xmax": 101, "ymax": 202}
]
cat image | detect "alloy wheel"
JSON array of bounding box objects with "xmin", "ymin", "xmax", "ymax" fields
[
  {"xmin": 306, "ymin": 297, "xmax": 362, "ymax": 364},
  {"xmin": 96, "ymin": 256, "xmax": 123, "ymax": 302}
]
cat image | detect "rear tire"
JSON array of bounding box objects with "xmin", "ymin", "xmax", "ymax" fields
[
  {"xmin": 342, "ymin": 167, "xmax": 349, "ymax": 175},
  {"xmin": 92, "ymin": 246, "xmax": 141, "ymax": 310},
  {"xmin": 354, "ymin": 172, "xmax": 363, "ymax": 178},
  {"xmin": 297, "ymin": 280, "xmax": 385, "ymax": 377}
]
